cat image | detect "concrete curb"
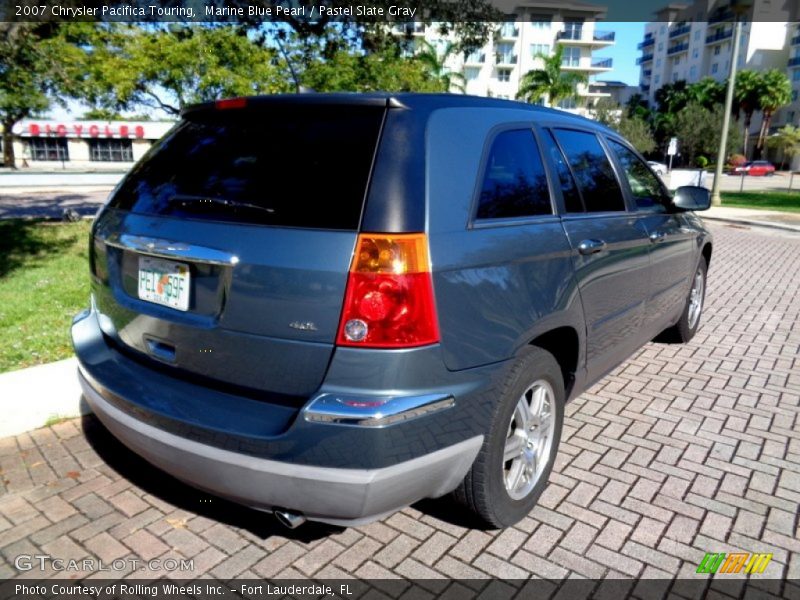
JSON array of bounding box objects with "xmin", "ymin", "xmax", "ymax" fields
[
  {"xmin": 702, "ymin": 215, "xmax": 800, "ymax": 234},
  {"xmin": 0, "ymin": 357, "xmax": 91, "ymax": 437}
]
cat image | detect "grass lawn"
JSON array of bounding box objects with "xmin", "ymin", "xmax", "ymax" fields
[
  {"xmin": 721, "ymin": 191, "xmax": 800, "ymax": 213},
  {"xmin": 0, "ymin": 220, "xmax": 91, "ymax": 373}
]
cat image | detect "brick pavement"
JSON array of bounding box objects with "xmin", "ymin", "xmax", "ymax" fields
[{"xmin": 1, "ymin": 222, "xmax": 799, "ymax": 582}]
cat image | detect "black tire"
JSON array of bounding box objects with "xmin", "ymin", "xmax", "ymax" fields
[
  {"xmin": 453, "ymin": 347, "xmax": 565, "ymax": 528},
  {"xmin": 657, "ymin": 256, "xmax": 707, "ymax": 344}
]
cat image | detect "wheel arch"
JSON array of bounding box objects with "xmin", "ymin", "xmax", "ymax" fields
[{"xmin": 528, "ymin": 326, "xmax": 580, "ymax": 399}]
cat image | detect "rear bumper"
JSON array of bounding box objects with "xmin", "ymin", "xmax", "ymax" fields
[
  {"xmin": 73, "ymin": 307, "xmax": 493, "ymax": 524},
  {"xmin": 80, "ymin": 370, "xmax": 481, "ymax": 525}
]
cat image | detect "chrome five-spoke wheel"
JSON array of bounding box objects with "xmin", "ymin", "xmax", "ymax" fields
[
  {"xmin": 687, "ymin": 266, "xmax": 704, "ymax": 330},
  {"xmin": 503, "ymin": 379, "xmax": 556, "ymax": 500}
]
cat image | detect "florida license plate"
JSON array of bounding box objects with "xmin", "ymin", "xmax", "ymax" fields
[{"xmin": 138, "ymin": 257, "xmax": 191, "ymax": 311}]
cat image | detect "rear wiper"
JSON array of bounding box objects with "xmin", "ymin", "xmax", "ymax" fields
[{"xmin": 168, "ymin": 195, "xmax": 275, "ymax": 215}]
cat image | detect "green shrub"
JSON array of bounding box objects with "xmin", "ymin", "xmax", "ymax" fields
[{"xmin": 695, "ymin": 156, "xmax": 708, "ymax": 168}]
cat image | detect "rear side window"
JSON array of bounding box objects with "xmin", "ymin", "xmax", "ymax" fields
[
  {"xmin": 552, "ymin": 129, "xmax": 625, "ymax": 212},
  {"xmin": 107, "ymin": 106, "xmax": 385, "ymax": 229},
  {"xmin": 608, "ymin": 139, "xmax": 670, "ymax": 211},
  {"xmin": 476, "ymin": 129, "xmax": 552, "ymax": 220}
]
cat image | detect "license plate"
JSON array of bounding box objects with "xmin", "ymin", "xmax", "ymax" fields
[{"xmin": 138, "ymin": 257, "xmax": 191, "ymax": 311}]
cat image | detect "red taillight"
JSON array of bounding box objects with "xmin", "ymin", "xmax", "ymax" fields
[
  {"xmin": 215, "ymin": 97, "xmax": 247, "ymax": 110},
  {"xmin": 337, "ymin": 234, "xmax": 439, "ymax": 349}
]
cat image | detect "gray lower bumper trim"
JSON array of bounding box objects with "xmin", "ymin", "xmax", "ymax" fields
[{"xmin": 79, "ymin": 370, "xmax": 483, "ymax": 526}]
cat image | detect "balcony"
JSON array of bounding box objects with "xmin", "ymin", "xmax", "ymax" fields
[
  {"xmin": 706, "ymin": 29, "xmax": 733, "ymax": 44},
  {"xmin": 789, "ymin": 56, "xmax": 800, "ymax": 67},
  {"xmin": 792, "ymin": 34, "xmax": 800, "ymax": 46},
  {"xmin": 637, "ymin": 54, "xmax": 654, "ymax": 65},
  {"xmin": 640, "ymin": 84, "xmax": 650, "ymax": 92},
  {"xmin": 593, "ymin": 31, "xmax": 615, "ymax": 42},
  {"xmin": 495, "ymin": 54, "xmax": 518, "ymax": 65},
  {"xmin": 708, "ymin": 9, "xmax": 733, "ymax": 24},
  {"xmin": 637, "ymin": 36, "xmax": 655, "ymax": 50},
  {"xmin": 499, "ymin": 24, "xmax": 519, "ymax": 39},
  {"xmin": 465, "ymin": 53, "xmax": 485, "ymax": 65},
  {"xmin": 591, "ymin": 58, "xmax": 613, "ymax": 69},
  {"xmin": 669, "ymin": 24, "xmax": 691, "ymax": 38},
  {"xmin": 667, "ymin": 42, "xmax": 689, "ymax": 55},
  {"xmin": 643, "ymin": 69, "xmax": 652, "ymax": 77},
  {"xmin": 557, "ymin": 29, "xmax": 584, "ymax": 41}
]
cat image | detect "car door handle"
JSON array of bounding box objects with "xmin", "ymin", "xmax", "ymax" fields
[
  {"xmin": 578, "ymin": 239, "xmax": 606, "ymax": 255},
  {"xmin": 649, "ymin": 231, "xmax": 667, "ymax": 243}
]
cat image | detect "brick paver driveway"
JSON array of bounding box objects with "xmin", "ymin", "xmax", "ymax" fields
[{"xmin": 1, "ymin": 222, "xmax": 799, "ymax": 582}]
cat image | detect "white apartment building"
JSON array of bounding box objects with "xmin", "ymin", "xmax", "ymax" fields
[
  {"xmin": 395, "ymin": 0, "xmax": 616, "ymax": 115},
  {"xmin": 638, "ymin": 0, "xmax": 799, "ymax": 164}
]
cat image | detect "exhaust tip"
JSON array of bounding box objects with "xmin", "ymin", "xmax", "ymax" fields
[{"xmin": 274, "ymin": 509, "xmax": 306, "ymax": 529}]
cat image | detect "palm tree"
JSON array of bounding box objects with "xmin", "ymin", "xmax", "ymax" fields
[
  {"xmin": 516, "ymin": 45, "xmax": 587, "ymax": 107},
  {"xmin": 766, "ymin": 124, "xmax": 800, "ymax": 169},
  {"xmin": 755, "ymin": 69, "xmax": 792, "ymax": 156},
  {"xmin": 415, "ymin": 40, "xmax": 465, "ymax": 93},
  {"xmin": 734, "ymin": 70, "xmax": 763, "ymax": 157},
  {"xmin": 688, "ymin": 77, "xmax": 725, "ymax": 109}
]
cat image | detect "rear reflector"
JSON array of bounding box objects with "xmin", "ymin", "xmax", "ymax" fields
[
  {"xmin": 337, "ymin": 234, "xmax": 439, "ymax": 349},
  {"xmin": 215, "ymin": 97, "xmax": 247, "ymax": 110}
]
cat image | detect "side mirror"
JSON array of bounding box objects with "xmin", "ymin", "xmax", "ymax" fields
[{"xmin": 672, "ymin": 186, "xmax": 711, "ymax": 212}]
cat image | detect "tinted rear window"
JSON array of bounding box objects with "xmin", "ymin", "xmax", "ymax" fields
[
  {"xmin": 552, "ymin": 129, "xmax": 625, "ymax": 212},
  {"xmin": 107, "ymin": 106, "xmax": 385, "ymax": 229}
]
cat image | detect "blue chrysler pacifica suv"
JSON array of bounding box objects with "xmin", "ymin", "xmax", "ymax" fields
[{"xmin": 72, "ymin": 93, "xmax": 712, "ymax": 529}]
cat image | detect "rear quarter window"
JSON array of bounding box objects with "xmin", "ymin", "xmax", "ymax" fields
[
  {"xmin": 107, "ymin": 106, "xmax": 385, "ymax": 230},
  {"xmin": 475, "ymin": 129, "xmax": 552, "ymax": 220}
]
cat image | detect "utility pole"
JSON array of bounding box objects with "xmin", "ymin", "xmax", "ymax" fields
[{"xmin": 710, "ymin": 0, "xmax": 752, "ymax": 206}]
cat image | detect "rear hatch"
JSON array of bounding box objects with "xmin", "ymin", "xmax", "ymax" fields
[{"xmin": 90, "ymin": 101, "xmax": 386, "ymax": 401}]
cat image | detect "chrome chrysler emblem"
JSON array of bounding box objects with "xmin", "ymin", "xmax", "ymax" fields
[{"xmin": 289, "ymin": 321, "xmax": 318, "ymax": 331}]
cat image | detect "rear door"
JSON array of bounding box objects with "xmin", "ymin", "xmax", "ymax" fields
[
  {"xmin": 542, "ymin": 127, "xmax": 651, "ymax": 382},
  {"xmin": 90, "ymin": 103, "xmax": 385, "ymax": 399}
]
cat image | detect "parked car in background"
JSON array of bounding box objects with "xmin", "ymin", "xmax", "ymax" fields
[
  {"xmin": 72, "ymin": 93, "xmax": 713, "ymax": 529},
  {"xmin": 647, "ymin": 161, "xmax": 668, "ymax": 176},
  {"xmin": 732, "ymin": 161, "xmax": 776, "ymax": 176}
]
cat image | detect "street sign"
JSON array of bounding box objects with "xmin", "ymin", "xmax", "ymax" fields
[{"xmin": 667, "ymin": 137, "xmax": 678, "ymax": 156}]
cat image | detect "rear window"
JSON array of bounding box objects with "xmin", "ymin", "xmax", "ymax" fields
[{"xmin": 107, "ymin": 106, "xmax": 385, "ymax": 229}]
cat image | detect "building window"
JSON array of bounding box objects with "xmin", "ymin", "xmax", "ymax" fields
[
  {"xmin": 496, "ymin": 42, "xmax": 515, "ymax": 64},
  {"xmin": 530, "ymin": 43, "xmax": 550, "ymax": 57},
  {"xmin": 712, "ymin": 63, "xmax": 719, "ymax": 74},
  {"xmin": 656, "ymin": 59, "xmax": 662, "ymax": 67},
  {"xmin": 673, "ymin": 57, "xmax": 680, "ymax": 65},
  {"xmin": 672, "ymin": 72, "xmax": 679, "ymax": 82},
  {"xmin": 658, "ymin": 42, "xmax": 663, "ymax": 51},
  {"xmin": 465, "ymin": 67, "xmax": 481, "ymax": 81},
  {"xmin": 793, "ymin": 71, "xmax": 800, "ymax": 82},
  {"xmin": 694, "ymin": 30, "xmax": 701, "ymax": 40},
  {"xmin": 531, "ymin": 17, "xmax": 550, "ymax": 30},
  {"xmin": 89, "ymin": 139, "xmax": 133, "ymax": 162},
  {"xmin": 497, "ymin": 68, "xmax": 512, "ymax": 82},
  {"xmin": 690, "ymin": 65, "xmax": 697, "ymax": 79},
  {"xmin": 655, "ymin": 75, "xmax": 661, "ymax": 84},
  {"xmin": 692, "ymin": 48, "xmax": 699, "ymax": 59},
  {"xmin": 558, "ymin": 98, "xmax": 577, "ymax": 109},
  {"xmin": 660, "ymin": 25, "xmax": 666, "ymax": 34},
  {"xmin": 27, "ymin": 137, "xmax": 69, "ymax": 161},
  {"xmin": 562, "ymin": 46, "xmax": 580, "ymax": 67},
  {"xmin": 714, "ymin": 45, "xmax": 721, "ymax": 55}
]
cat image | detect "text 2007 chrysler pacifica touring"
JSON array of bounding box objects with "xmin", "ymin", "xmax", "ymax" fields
[{"xmin": 72, "ymin": 93, "xmax": 712, "ymax": 528}]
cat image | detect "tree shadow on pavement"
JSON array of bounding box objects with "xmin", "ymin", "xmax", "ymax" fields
[
  {"xmin": 80, "ymin": 414, "xmax": 343, "ymax": 543},
  {"xmin": 0, "ymin": 219, "xmax": 75, "ymax": 278}
]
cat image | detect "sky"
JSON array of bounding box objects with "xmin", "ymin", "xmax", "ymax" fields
[
  {"xmin": 49, "ymin": 21, "xmax": 646, "ymax": 120},
  {"xmin": 598, "ymin": 22, "xmax": 646, "ymax": 86}
]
